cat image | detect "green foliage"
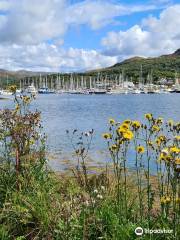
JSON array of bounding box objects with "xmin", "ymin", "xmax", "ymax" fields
[{"xmin": 97, "ymin": 55, "xmax": 180, "ymax": 82}]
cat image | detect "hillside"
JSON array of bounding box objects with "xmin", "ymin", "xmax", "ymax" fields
[
  {"xmin": 88, "ymin": 49, "xmax": 180, "ymax": 81},
  {"xmin": 0, "ymin": 49, "xmax": 180, "ymax": 86}
]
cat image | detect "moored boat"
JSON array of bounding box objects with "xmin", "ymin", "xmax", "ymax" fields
[
  {"xmin": 26, "ymin": 84, "xmax": 38, "ymax": 95},
  {"xmin": 38, "ymin": 87, "xmax": 55, "ymax": 94}
]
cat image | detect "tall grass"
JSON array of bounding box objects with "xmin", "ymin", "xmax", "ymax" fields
[{"xmin": 0, "ymin": 87, "xmax": 179, "ymax": 239}]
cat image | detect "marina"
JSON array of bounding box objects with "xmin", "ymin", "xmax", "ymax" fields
[{"xmin": 1, "ymin": 72, "xmax": 180, "ymax": 98}]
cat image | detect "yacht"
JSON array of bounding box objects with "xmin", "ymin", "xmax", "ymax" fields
[
  {"xmin": 38, "ymin": 87, "xmax": 55, "ymax": 94},
  {"xmin": 0, "ymin": 89, "xmax": 13, "ymax": 100},
  {"xmin": 26, "ymin": 84, "xmax": 38, "ymax": 94}
]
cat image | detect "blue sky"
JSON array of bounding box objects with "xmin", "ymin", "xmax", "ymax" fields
[{"xmin": 0, "ymin": 0, "xmax": 179, "ymax": 72}]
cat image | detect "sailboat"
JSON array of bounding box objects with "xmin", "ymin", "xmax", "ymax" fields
[
  {"xmin": 172, "ymin": 72, "xmax": 180, "ymax": 93},
  {"xmin": 0, "ymin": 75, "xmax": 14, "ymax": 99},
  {"xmin": 38, "ymin": 75, "xmax": 55, "ymax": 94}
]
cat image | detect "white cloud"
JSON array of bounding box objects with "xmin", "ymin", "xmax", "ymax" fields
[
  {"xmin": 102, "ymin": 4, "xmax": 180, "ymax": 60},
  {"xmin": 0, "ymin": 0, "xmax": 10, "ymax": 11},
  {"xmin": 0, "ymin": 0, "xmax": 162, "ymax": 45},
  {"xmin": 67, "ymin": 1, "xmax": 159, "ymax": 30},
  {"xmin": 0, "ymin": 0, "xmax": 165, "ymax": 71},
  {"xmin": 0, "ymin": 43, "xmax": 117, "ymax": 72},
  {"xmin": 0, "ymin": 0, "xmax": 67, "ymax": 45}
]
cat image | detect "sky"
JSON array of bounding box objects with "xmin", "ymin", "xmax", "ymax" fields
[{"xmin": 0, "ymin": 0, "xmax": 180, "ymax": 72}]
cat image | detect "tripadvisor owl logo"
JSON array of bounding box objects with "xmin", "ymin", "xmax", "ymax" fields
[{"xmin": 135, "ymin": 227, "xmax": 144, "ymax": 236}]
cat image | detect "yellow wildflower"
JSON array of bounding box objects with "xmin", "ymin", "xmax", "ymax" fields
[
  {"xmin": 160, "ymin": 196, "xmax": 171, "ymax": 204},
  {"xmin": 147, "ymin": 141, "xmax": 154, "ymax": 148},
  {"xmin": 132, "ymin": 121, "xmax": 141, "ymax": 130},
  {"xmin": 109, "ymin": 144, "xmax": 118, "ymax": 152},
  {"xmin": 123, "ymin": 130, "xmax": 134, "ymax": 141},
  {"xmin": 158, "ymin": 135, "xmax": 167, "ymax": 142},
  {"xmin": 175, "ymin": 158, "xmax": 180, "ymax": 165},
  {"xmin": 29, "ymin": 139, "xmax": 35, "ymax": 145},
  {"xmin": 123, "ymin": 119, "xmax": 131, "ymax": 124},
  {"xmin": 8, "ymin": 85, "xmax": 17, "ymax": 93},
  {"xmin": 111, "ymin": 144, "xmax": 118, "ymax": 151},
  {"xmin": 165, "ymin": 196, "xmax": 171, "ymax": 204},
  {"xmin": 176, "ymin": 198, "xmax": 180, "ymax": 204},
  {"xmin": 22, "ymin": 96, "xmax": 31, "ymax": 104},
  {"xmin": 159, "ymin": 152, "xmax": 172, "ymax": 162},
  {"xmin": 145, "ymin": 113, "xmax": 153, "ymax": 121},
  {"xmin": 117, "ymin": 123, "xmax": 129, "ymax": 134},
  {"xmin": 169, "ymin": 146, "xmax": 180, "ymax": 154},
  {"xmin": 156, "ymin": 117, "xmax": 163, "ymax": 125},
  {"xmin": 156, "ymin": 139, "xmax": 161, "ymax": 147},
  {"xmin": 136, "ymin": 146, "xmax": 145, "ymax": 154},
  {"xmin": 174, "ymin": 136, "xmax": 180, "ymax": 141},
  {"xmin": 152, "ymin": 125, "xmax": 160, "ymax": 132},
  {"xmin": 160, "ymin": 196, "xmax": 166, "ymax": 204},
  {"xmin": 159, "ymin": 153, "xmax": 166, "ymax": 161},
  {"xmin": 168, "ymin": 119, "xmax": 174, "ymax": 126},
  {"xmin": 109, "ymin": 118, "xmax": 115, "ymax": 125},
  {"xmin": 102, "ymin": 133, "xmax": 112, "ymax": 139},
  {"xmin": 117, "ymin": 139, "xmax": 124, "ymax": 145}
]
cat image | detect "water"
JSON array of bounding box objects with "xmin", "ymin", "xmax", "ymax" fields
[{"xmin": 1, "ymin": 93, "xmax": 180, "ymax": 171}]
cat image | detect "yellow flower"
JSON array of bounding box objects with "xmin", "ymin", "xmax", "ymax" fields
[
  {"xmin": 109, "ymin": 118, "xmax": 115, "ymax": 125},
  {"xmin": 145, "ymin": 113, "xmax": 153, "ymax": 121},
  {"xmin": 117, "ymin": 139, "xmax": 124, "ymax": 145},
  {"xmin": 168, "ymin": 119, "xmax": 174, "ymax": 126},
  {"xmin": 123, "ymin": 130, "xmax": 134, "ymax": 141},
  {"xmin": 8, "ymin": 85, "xmax": 17, "ymax": 93},
  {"xmin": 158, "ymin": 135, "xmax": 167, "ymax": 142},
  {"xmin": 136, "ymin": 146, "xmax": 145, "ymax": 154},
  {"xmin": 29, "ymin": 139, "xmax": 35, "ymax": 145},
  {"xmin": 174, "ymin": 136, "xmax": 180, "ymax": 141},
  {"xmin": 22, "ymin": 96, "xmax": 31, "ymax": 104},
  {"xmin": 102, "ymin": 133, "xmax": 112, "ymax": 139},
  {"xmin": 111, "ymin": 144, "xmax": 118, "ymax": 151},
  {"xmin": 14, "ymin": 104, "xmax": 20, "ymax": 113},
  {"xmin": 159, "ymin": 153, "xmax": 166, "ymax": 161},
  {"xmin": 176, "ymin": 198, "xmax": 180, "ymax": 204},
  {"xmin": 169, "ymin": 146, "xmax": 180, "ymax": 154},
  {"xmin": 165, "ymin": 196, "xmax": 171, "ymax": 204},
  {"xmin": 109, "ymin": 144, "xmax": 118, "ymax": 152},
  {"xmin": 117, "ymin": 123, "xmax": 129, "ymax": 134},
  {"xmin": 147, "ymin": 141, "xmax": 154, "ymax": 148},
  {"xmin": 152, "ymin": 125, "xmax": 160, "ymax": 132},
  {"xmin": 132, "ymin": 121, "xmax": 141, "ymax": 130},
  {"xmin": 159, "ymin": 152, "xmax": 172, "ymax": 162},
  {"xmin": 175, "ymin": 158, "xmax": 180, "ymax": 165},
  {"xmin": 123, "ymin": 119, "xmax": 131, "ymax": 124},
  {"xmin": 160, "ymin": 196, "xmax": 171, "ymax": 204},
  {"xmin": 156, "ymin": 117, "xmax": 163, "ymax": 125},
  {"xmin": 156, "ymin": 139, "xmax": 161, "ymax": 147}
]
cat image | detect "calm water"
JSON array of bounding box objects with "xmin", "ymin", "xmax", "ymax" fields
[{"xmin": 1, "ymin": 93, "xmax": 180, "ymax": 171}]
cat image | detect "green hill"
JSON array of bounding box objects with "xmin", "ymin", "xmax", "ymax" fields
[
  {"xmin": 87, "ymin": 49, "xmax": 180, "ymax": 82},
  {"xmin": 0, "ymin": 49, "xmax": 180, "ymax": 87}
]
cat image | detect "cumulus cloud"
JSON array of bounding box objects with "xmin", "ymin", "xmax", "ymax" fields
[
  {"xmin": 0, "ymin": 43, "xmax": 117, "ymax": 72},
  {"xmin": 67, "ymin": 1, "xmax": 159, "ymax": 30},
  {"xmin": 0, "ymin": 0, "xmax": 162, "ymax": 45},
  {"xmin": 102, "ymin": 4, "xmax": 180, "ymax": 60},
  {"xmin": 0, "ymin": 0, "xmax": 67, "ymax": 45},
  {"xmin": 0, "ymin": 0, "xmax": 175, "ymax": 71}
]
